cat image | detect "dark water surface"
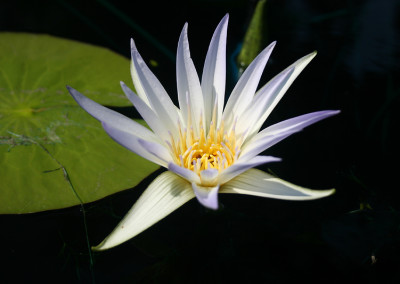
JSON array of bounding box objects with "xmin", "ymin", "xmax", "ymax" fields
[{"xmin": 1, "ymin": 0, "xmax": 399, "ymax": 283}]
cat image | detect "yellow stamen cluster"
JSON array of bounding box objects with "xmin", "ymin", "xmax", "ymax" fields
[{"xmin": 169, "ymin": 119, "xmax": 239, "ymax": 176}]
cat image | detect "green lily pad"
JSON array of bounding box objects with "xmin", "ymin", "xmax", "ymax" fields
[{"xmin": 0, "ymin": 33, "xmax": 158, "ymax": 214}]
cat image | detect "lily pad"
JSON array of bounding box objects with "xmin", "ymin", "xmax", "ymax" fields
[{"xmin": 0, "ymin": 33, "xmax": 158, "ymax": 214}]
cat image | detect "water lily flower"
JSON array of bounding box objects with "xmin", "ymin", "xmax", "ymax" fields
[{"xmin": 67, "ymin": 14, "xmax": 339, "ymax": 250}]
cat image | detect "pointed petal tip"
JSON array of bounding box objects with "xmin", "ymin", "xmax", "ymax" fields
[
  {"xmin": 66, "ymin": 85, "xmax": 74, "ymax": 95},
  {"xmin": 305, "ymin": 187, "xmax": 336, "ymax": 200},
  {"xmin": 293, "ymin": 187, "xmax": 336, "ymax": 200},
  {"xmin": 328, "ymin": 188, "xmax": 336, "ymax": 195},
  {"xmin": 309, "ymin": 50, "xmax": 317, "ymax": 59},
  {"xmin": 322, "ymin": 187, "xmax": 336, "ymax": 196},
  {"xmin": 192, "ymin": 183, "xmax": 220, "ymax": 210},
  {"xmin": 130, "ymin": 38, "xmax": 136, "ymax": 50},
  {"xmin": 182, "ymin": 22, "xmax": 188, "ymax": 31},
  {"xmin": 91, "ymin": 237, "xmax": 116, "ymax": 251},
  {"xmin": 66, "ymin": 85, "xmax": 75, "ymax": 93},
  {"xmin": 220, "ymin": 169, "xmax": 337, "ymax": 201},
  {"xmin": 221, "ymin": 13, "xmax": 229, "ymax": 23},
  {"xmin": 254, "ymin": 40, "xmax": 277, "ymax": 59},
  {"xmin": 91, "ymin": 246, "xmax": 100, "ymax": 252},
  {"xmin": 91, "ymin": 243, "xmax": 105, "ymax": 252},
  {"xmin": 207, "ymin": 203, "xmax": 219, "ymax": 210},
  {"xmin": 295, "ymin": 51, "xmax": 318, "ymax": 66},
  {"xmin": 180, "ymin": 23, "xmax": 189, "ymax": 40},
  {"xmin": 91, "ymin": 172, "xmax": 195, "ymax": 251},
  {"xmin": 66, "ymin": 85, "xmax": 82, "ymax": 100},
  {"xmin": 320, "ymin": 109, "xmax": 341, "ymax": 117},
  {"xmin": 199, "ymin": 198, "xmax": 219, "ymax": 210},
  {"xmin": 260, "ymin": 155, "xmax": 282, "ymax": 163},
  {"xmin": 120, "ymin": 81, "xmax": 131, "ymax": 92},
  {"xmin": 266, "ymin": 41, "xmax": 276, "ymax": 50}
]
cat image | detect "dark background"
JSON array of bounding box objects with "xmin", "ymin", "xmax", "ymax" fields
[{"xmin": 1, "ymin": 0, "xmax": 399, "ymax": 283}]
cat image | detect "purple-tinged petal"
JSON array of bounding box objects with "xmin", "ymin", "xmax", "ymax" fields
[
  {"xmin": 120, "ymin": 82, "xmax": 169, "ymax": 140},
  {"xmin": 259, "ymin": 110, "xmax": 340, "ymax": 135},
  {"xmin": 222, "ymin": 41, "xmax": 276, "ymax": 128},
  {"xmin": 129, "ymin": 43, "xmax": 180, "ymax": 136},
  {"xmin": 67, "ymin": 86, "xmax": 157, "ymax": 142},
  {"xmin": 93, "ymin": 172, "xmax": 195, "ymax": 250},
  {"xmin": 240, "ymin": 110, "xmax": 340, "ymax": 160},
  {"xmin": 138, "ymin": 139, "xmax": 173, "ymax": 164},
  {"xmin": 168, "ymin": 162, "xmax": 201, "ymax": 184},
  {"xmin": 239, "ymin": 131, "xmax": 296, "ymax": 162},
  {"xmin": 176, "ymin": 23, "xmax": 205, "ymax": 136},
  {"xmin": 218, "ymin": 155, "xmax": 281, "ymax": 185},
  {"xmin": 246, "ymin": 51, "xmax": 318, "ymax": 138},
  {"xmin": 220, "ymin": 169, "xmax": 335, "ymax": 200},
  {"xmin": 201, "ymin": 14, "xmax": 228, "ymax": 128},
  {"xmin": 235, "ymin": 67, "xmax": 295, "ymax": 137},
  {"xmin": 102, "ymin": 122, "xmax": 167, "ymax": 167},
  {"xmin": 192, "ymin": 183, "xmax": 220, "ymax": 210},
  {"xmin": 130, "ymin": 39, "xmax": 151, "ymax": 106}
]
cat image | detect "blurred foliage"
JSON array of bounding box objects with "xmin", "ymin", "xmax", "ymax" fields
[{"xmin": 236, "ymin": 0, "xmax": 267, "ymax": 76}]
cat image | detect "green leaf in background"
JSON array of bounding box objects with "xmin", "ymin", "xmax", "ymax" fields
[
  {"xmin": 0, "ymin": 33, "xmax": 158, "ymax": 214},
  {"xmin": 237, "ymin": 0, "xmax": 267, "ymax": 75}
]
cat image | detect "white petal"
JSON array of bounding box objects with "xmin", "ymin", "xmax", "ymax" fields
[
  {"xmin": 258, "ymin": 110, "xmax": 340, "ymax": 136},
  {"xmin": 138, "ymin": 139, "xmax": 173, "ymax": 164},
  {"xmin": 102, "ymin": 122, "xmax": 167, "ymax": 167},
  {"xmin": 201, "ymin": 14, "xmax": 228, "ymax": 129},
  {"xmin": 67, "ymin": 86, "xmax": 157, "ymax": 142},
  {"xmin": 220, "ymin": 169, "xmax": 335, "ymax": 200},
  {"xmin": 130, "ymin": 44, "xmax": 180, "ymax": 136},
  {"xmin": 218, "ymin": 155, "xmax": 281, "ymax": 185},
  {"xmin": 176, "ymin": 23, "xmax": 205, "ymax": 136},
  {"xmin": 192, "ymin": 183, "xmax": 219, "ymax": 210},
  {"xmin": 120, "ymin": 82, "xmax": 169, "ymax": 140},
  {"xmin": 240, "ymin": 110, "xmax": 340, "ymax": 160},
  {"xmin": 222, "ymin": 41, "xmax": 276, "ymax": 129},
  {"xmin": 239, "ymin": 131, "xmax": 295, "ymax": 162},
  {"xmin": 130, "ymin": 39, "xmax": 151, "ymax": 106},
  {"xmin": 235, "ymin": 66, "xmax": 295, "ymax": 137},
  {"xmin": 93, "ymin": 172, "xmax": 195, "ymax": 250},
  {"xmin": 246, "ymin": 51, "xmax": 318, "ymax": 138},
  {"xmin": 168, "ymin": 162, "xmax": 201, "ymax": 184}
]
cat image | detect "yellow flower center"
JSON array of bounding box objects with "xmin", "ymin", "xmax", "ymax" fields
[{"xmin": 169, "ymin": 119, "xmax": 240, "ymax": 176}]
